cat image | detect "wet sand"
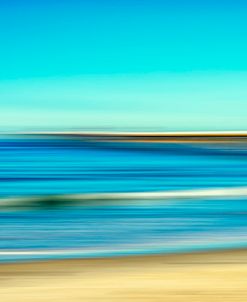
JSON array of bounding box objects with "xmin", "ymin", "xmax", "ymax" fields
[{"xmin": 0, "ymin": 249, "xmax": 247, "ymax": 302}]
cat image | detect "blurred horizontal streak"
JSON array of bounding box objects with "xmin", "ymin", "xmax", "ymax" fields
[
  {"xmin": 0, "ymin": 187, "xmax": 247, "ymax": 209},
  {"xmin": 12, "ymin": 130, "xmax": 247, "ymax": 144},
  {"xmin": 0, "ymin": 232, "xmax": 247, "ymax": 263}
]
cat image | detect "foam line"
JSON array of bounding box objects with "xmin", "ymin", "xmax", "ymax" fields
[{"xmin": 0, "ymin": 187, "xmax": 247, "ymax": 208}]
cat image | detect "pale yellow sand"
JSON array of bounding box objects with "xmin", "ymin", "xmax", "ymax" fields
[{"xmin": 0, "ymin": 249, "xmax": 247, "ymax": 302}]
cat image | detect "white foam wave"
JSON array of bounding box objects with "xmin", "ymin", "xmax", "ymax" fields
[{"xmin": 0, "ymin": 186, "xmax": 247, "ymax": 208}]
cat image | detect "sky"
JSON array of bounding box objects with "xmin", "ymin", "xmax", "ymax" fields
[{"xmin": 0, "ymin": 0, "xmax": 247, "ymax": 131}]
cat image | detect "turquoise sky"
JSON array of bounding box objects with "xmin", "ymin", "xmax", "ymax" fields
[{"xmin": 0, "ymin": 1, "xmax": 247, "ymax": 130}]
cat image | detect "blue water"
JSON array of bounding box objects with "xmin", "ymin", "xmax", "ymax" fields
[
  {"xmin": 0, "ymin": 136, "xmax": 246, "ymax": 262},
  {"xmin": 0, "ymin": 137, "xmax": 247, "ymax": 196}
]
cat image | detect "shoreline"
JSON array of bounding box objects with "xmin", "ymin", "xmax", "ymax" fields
[{"xmin": 1, "ymin": 248, "xmax": 247, "ymax": 301}]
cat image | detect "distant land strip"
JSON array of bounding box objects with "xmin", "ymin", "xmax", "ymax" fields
[{"xmin": 13, "ymin": 131, "xmax": 247, "ymax": 144}]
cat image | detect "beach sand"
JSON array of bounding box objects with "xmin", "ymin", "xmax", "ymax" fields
[{"xmin": 0, "ymin": 249, "xmax": 247, "ymax": 302}]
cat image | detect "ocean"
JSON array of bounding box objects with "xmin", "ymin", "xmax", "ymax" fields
[{"xmin": 0, "ymin": 136, "xmax": 247, "ymax": 262}]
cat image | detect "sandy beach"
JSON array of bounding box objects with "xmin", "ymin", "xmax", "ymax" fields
[{"xmin": 0, "ymin": 249, "xmax": 247, "ymax": 302}]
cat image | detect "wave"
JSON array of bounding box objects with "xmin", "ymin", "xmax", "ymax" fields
[
  {"xmin": 1, "ymin": 186, "xmax": 247, "ymax": 209},
  {"xmin": 1, "ymin": 237, "xmax": 247, "ymax": 263}
]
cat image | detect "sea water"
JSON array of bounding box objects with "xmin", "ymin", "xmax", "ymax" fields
[{"xmin": 0, "ymin": 136, "xmax": 246, "ymax": 262}]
